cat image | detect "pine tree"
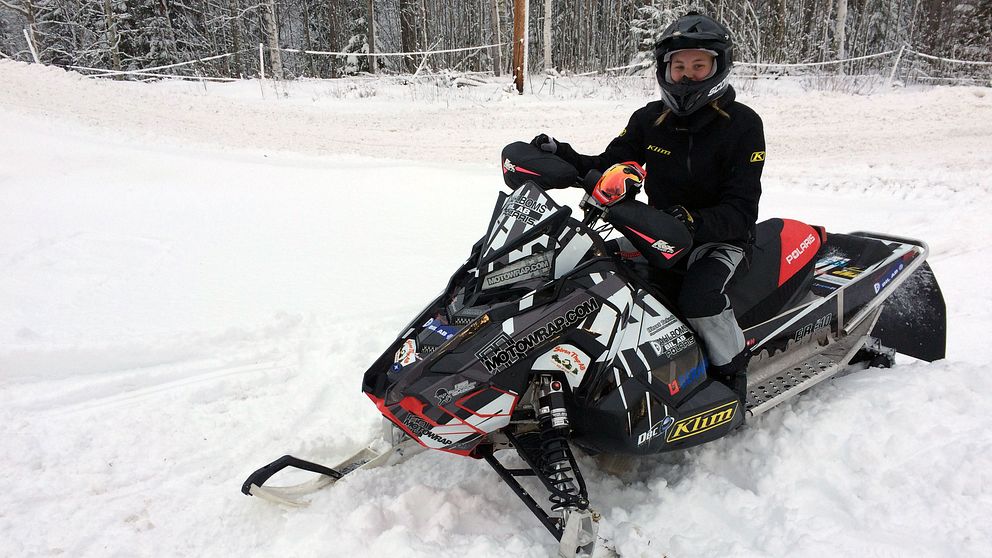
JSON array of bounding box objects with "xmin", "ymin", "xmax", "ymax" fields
[
  {"xmin": 0, "ymin": 12, "xmax": 9, "ymax": 57},
  {"xmin": 342, "ymin": 4, "xmax": 370, "ymax": 74},
  {"xmin": 629, "ymin": 1, "xmax": 690, "ymax": 73},
  {"xmin": 118, "ymin": 0, "xmax": 180, "ymax": 70},
  {"xmin": 950, "ymin": 0, "xmax": 992, "ymax": 60}
]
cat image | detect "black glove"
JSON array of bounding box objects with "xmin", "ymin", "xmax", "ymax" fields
[
  {"xmin": 665, "ymin": 205, "xmax": 696, "ymax": 236},
  {"xmin": 530, "ymin": 133, "xmax": 558, "ymax": 154}
]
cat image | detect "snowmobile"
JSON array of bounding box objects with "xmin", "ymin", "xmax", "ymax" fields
[{"xmin": 242, "ymin": 142, "xmax": 946, "ymax": 557}]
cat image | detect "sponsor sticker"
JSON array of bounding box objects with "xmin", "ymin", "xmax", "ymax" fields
[
  {"xmin": 482, "ymin": 252, "xmax": 552, "ymax": 290},
  {"xmin": 873, "ymin": 262, "xmax": 905, "ymax": 294},
  {"xmin": 649, "ymin": 325, "xmax": 694, "ymax": 358},
  {"xmin": 785, "ymin": 233, "xmax": 817, "ymax": 265},
  {"xmin": 500, "ymin": 195, "xmax": 548, "ymax": 226},
  {"xmin": 394, "ymin": 339, "xmax": 417, "ymax": 367},
  {"xmin": 829, "ymin": 266, "xmax": 864, "ymax": 279},
  {"xmin": 815, "ymin": 256, "xmax": 850, "ymax": 276},
  {"xmin": 402, "ymin": 414, "xmax": 454, "ymax": 446},
  {"xmin": 677, "ymin": 358, "xmax": 706, "ymax": 392},
  {"xmin": 476, "ymin": 298, "xmax": 601, "ymax": 374},
  {"xmin": 423, "ymin": 318, "xmax": 459, "ymax": 341},
  {"xmin": 651, "ymin": 239, "xmax": 678, "ymax": 254},
  {"xmin": 550, "ymin": 345, "xmax": 588, "ymax": 375},
  {"xmin": 666, "ymin": 401, "xmax": 738, "ymax": 443},
  {"xmin": 637, "ymin": 416, "xmax": 675, "ymax": 446},
  {"xmin": 435, "ymin": 380, "xmax": 478, "ymax": 405},
  {"xmin": 708, "ymin": 74, "xmax": 731, "ymax": 96},
  {"xmin": 646, "ymin": 315, "xmax": 679, "ymax": 337}
]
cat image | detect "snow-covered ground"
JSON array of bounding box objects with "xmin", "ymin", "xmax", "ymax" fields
[{"xmin": 2, "ymin": 60, "xmax": 991, "ymax": 557}]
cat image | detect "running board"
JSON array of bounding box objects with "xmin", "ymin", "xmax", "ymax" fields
[{"xmin": 746, "ymin": 306, "xmax": 882, "ymax": 419}]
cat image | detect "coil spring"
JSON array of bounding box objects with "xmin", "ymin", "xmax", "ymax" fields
[
  {"xmin": 536, "ymin": 375, "xmax": 586, "ymax": 511},
  {"xmin": 538, "ymin": 413, "xmax": 584, "ymax": 510}
]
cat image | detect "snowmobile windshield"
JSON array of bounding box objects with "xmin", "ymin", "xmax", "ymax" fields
[{"xmin": 478, "ymin": 182, "xmax": 571, "ymax": 269}]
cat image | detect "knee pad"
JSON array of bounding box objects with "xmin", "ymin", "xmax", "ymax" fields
[{"xmin": 678, "ymin": 281, "xmax": 727, "ymax": 319}]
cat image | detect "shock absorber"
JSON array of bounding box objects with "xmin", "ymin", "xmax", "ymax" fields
[{"xmin": 536, "ymin": 374, "xmax": 588, "ymax": 511}]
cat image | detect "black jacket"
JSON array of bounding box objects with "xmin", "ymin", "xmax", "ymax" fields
[{"xmin": 555, "ymin": 86, "xmax": 764, "ymax": 247}]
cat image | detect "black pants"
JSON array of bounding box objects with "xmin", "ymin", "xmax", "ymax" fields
[
  {"xmin": 677, "ymin": 242, "xmax": 746, "ymax": 367},
  {"xmin": 610, "ymin": 238, "xmax": 747, "ymax": 368}
]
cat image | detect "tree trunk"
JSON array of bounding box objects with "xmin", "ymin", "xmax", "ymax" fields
[
  {"xmin": 367, "ymin": 0, "xmax": 376, "ymax": 73},
  {"xmin": 261, "ymin": 0, "xmax": 283, "ymax": 79},
  {"xmin": 542, "ymin": 0, "xmax": 551, "ymax": 71},
  {"xmin": 769, "ymin": 0, "xmax": 787, "ymax": 61},
  {"xmin": 227, "ymin": 0, "xmax": 243, "ymax": 77},
  {"xmin": 512, "ymin": 0, "xmax": 528, "ymax": 93},
  {"xmin": 835, "ymin": 0, "xmax": 848, "ymax": 63},
  {"xmin": 23, "ymin": 0, "xmax": 42, "ymax": 62},
  {"xmin": 101, "ymin": 0, "xmax": 121, "ymax": 72},
  {"xmin": 492, "ymin": 0, "xmax": 502, "ymax": 75},
  {"xmin": 327, "ymin": 2, "xmax": 341, "ymax": 76},
  {"xmin": 419, "ymin": 0, "xmax": 428, "ymax": 51},
  {"xmin": 400, "ymin": 0, "xmax": 416, "ymax": 71},
  {"xmin": 301, "ymin": 1, "xmax": 315, "ymax": 76}
]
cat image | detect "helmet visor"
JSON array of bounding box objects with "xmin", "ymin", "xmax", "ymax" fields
[{"xmin": 662, "ymin": 48, "xmax": 719, "ymax": 63}]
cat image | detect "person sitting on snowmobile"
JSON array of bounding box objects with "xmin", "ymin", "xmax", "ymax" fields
[{"xmin": 531, "ymin": 11, "xmax": 764, "ymax": 404}]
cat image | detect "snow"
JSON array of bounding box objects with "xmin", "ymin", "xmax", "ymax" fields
[{"xmin": 2, "ymin": 60, "xmax": 991, "ymax": 557}]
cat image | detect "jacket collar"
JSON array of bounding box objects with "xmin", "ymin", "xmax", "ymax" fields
[{"xmin": 667, "ymin": 85, "xmax": 736, "ymax": 133}]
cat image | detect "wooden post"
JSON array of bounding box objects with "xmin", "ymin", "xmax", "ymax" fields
[{"xmin": 512, "ymin": 0, "xmax": 528, "ymax": 94}]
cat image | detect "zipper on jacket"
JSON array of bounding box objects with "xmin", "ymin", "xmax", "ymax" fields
[{"xmin": 687, "ymin": 135, "xmax": 694, "ymax": 177}]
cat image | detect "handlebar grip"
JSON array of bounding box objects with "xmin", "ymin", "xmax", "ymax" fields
[{"xmin": 581, "ymin": 169, "xmax": 602, "ymax": 194}]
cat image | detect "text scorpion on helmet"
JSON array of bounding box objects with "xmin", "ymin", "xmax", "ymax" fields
[{"xmin": 653, "ymin": 11, "xmax": 735, "ymax": 117}]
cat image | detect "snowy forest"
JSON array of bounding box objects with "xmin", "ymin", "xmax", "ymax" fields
[{"xmin": 0, "ymin": 0, "xmax": 990, "ymax": 81}]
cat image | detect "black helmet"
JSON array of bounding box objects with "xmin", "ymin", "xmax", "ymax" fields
[{"xmin": 654, "ymin": 12, "xmax": 734, "ymax": 116}]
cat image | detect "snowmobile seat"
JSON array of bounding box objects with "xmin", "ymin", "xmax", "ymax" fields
[{"xmin": 728, "ymin": 218, "xmax": 826, "ymax": 329}]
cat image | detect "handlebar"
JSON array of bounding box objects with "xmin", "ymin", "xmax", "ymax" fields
[{"xmin": 579, "ymin": 169, "xmax": 604, "ymax": 227}]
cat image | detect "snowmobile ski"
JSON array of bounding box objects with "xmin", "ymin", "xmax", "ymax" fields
[{"xmin": 242, "ymin": 436, "xmax": 423, "ymax": 507}]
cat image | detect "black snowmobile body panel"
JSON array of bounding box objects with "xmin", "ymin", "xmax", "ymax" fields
[
  {"xmin": 253, "ymin": 148, "xmax": 947, "ymax": 556},
  {"xmin": 740, "ymin": 231, "xmax": 944, "ymax": 364},
  {"xmin": 361, "ymin": 181, "xmax": 945, "ymax": 459}
]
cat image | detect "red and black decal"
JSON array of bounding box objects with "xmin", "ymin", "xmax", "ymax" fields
[{"xmin": 778, "ymin": 219, "xmax": 822, "ymax": 286}]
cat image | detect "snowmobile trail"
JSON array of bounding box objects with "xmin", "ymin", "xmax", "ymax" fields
[{"xmin": 35, "ymin": 358, "xmax": 294, "ymax": 417}]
